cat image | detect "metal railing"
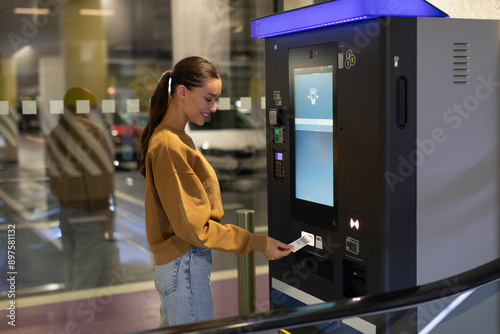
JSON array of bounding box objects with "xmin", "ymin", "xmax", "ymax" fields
[{"xmin": 132, "ymin": 257, "xmax": 500, "ymax": 334}]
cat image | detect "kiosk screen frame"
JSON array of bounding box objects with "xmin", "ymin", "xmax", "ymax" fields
[{"xmin": 289, "ymin": 43, "xmax": 338, "ymax": 231}]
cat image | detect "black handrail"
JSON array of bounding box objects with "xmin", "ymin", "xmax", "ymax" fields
[{"xmin": 132, "ymin": 257, "xmax": 500, "ymax": 334}]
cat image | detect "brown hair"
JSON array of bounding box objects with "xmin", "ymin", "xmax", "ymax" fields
[{"xmin": 139, "ymin": 56, "xmax": 220, "ymax": 177}]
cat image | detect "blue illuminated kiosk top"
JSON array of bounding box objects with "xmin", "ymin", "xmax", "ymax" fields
[{"xmin": 251, "ymin": 0, "xmax": 448, "ymax": 39}]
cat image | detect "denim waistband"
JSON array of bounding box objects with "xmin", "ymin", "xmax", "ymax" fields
[{"xmin": 190, "ymin": 246, "xmax": 210, "ymax": 253}]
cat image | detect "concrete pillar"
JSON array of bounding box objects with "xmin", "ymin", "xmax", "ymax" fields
[
  {"xmin": 171, "ymin": 0, "xmax": 230, "ymax": 67},
  {"xmin": 63, "ymin": 0, "xmax": 108, "ymax": 101},
  {"xmin": 0, "ymin": 56, "xmax": 19, "ymax": 162},
  {"xmin": 0, "ymin": 57, "xmax": 17, "ymax": 104}
]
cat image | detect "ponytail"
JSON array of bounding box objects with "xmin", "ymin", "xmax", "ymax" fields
[{"xmin": 139, "ymin": 70, "xmax": 172, "ymax": 177}]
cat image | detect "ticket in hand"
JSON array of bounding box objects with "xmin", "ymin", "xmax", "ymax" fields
[{"xmin": 289, "ymin": 235, "xmax": 313, "ymax": 252}]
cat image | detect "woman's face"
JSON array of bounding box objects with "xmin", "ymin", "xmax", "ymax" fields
[{"xmin": 182, "ymin": 78, "xmax": 221, "ymax": 126}]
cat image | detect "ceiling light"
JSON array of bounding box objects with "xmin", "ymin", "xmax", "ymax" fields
[
  {"xmin": 79, "ymin": 9, "xmax": 115, "ymax": 16},
  {"xmin": 14, "ymin": 8, "xmax": 50, "ymax": 15}
]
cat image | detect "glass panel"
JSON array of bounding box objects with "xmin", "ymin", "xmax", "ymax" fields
[
  {"xmin": 0, "ymin": 1, "xmax": 274, "ymax": 332},
  {"xmin": 277, "ymin": 278, "xmax": 500, "ymax": 334},
  {"xmin": 417, "ymin": 279, "xmax": 500, "ymax": 334}
]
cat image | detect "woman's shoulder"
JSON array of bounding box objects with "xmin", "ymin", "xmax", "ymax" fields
[
  {"xmin": 150, "ymin": 125, "xmax": 196, "ymax": 153},
  {"xmin": 147, "ymin": 126, "xmax": 202, "ymax": 175}
]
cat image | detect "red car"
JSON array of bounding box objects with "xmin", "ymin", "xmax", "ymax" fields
[{"xmin": 111, "ymin": 111, "xmax": 145, "ymax": 169}]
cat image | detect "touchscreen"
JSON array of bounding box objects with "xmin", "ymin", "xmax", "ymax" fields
[{"xmin": 293, "ymin": 65, "xmax": 334, "ymax": 207}]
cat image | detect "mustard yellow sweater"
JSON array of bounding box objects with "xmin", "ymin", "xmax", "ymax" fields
[{"xmin": 144, "ymin": 125, "xmax": 267, "ymax": 265}]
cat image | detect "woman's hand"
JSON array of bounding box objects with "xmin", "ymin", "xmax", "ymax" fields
[{"xmin": 263, "ymin": 236, "xmax": 292, "ymax": 260}]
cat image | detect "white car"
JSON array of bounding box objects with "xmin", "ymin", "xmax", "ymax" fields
[{"xmin": 185, "ymin": 110, "xmax": 266, "ymax": 188}]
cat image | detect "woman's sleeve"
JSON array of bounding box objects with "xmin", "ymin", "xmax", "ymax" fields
[{"xmin": 154, "ymin": 148, "xmax": 267, "ymax": 255}]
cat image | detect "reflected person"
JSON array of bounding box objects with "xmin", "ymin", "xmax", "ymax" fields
[
  {"xmin": 139, "ymin": 56, "xmax": 292, "ymax": 327},
  {"xmin": 47, "ymin": 87, "xmax": 115, "ymax": 290}
]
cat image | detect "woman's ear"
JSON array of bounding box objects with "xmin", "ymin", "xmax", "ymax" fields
[{"xmin": 176, "ymin": 85, "xmax": 187, "ymax": 101}]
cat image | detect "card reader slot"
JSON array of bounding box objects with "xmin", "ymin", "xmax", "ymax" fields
[
  {"xmin": 352, "ymin": 267, "xmax": 366, "ymax": 283},
  {"xmin": 343, "ymin": 259, "xmax": 366, "ymax": 297}
]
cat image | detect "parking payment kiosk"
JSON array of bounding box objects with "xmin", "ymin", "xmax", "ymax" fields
[{"xmin": 252, "ymin": 0, "xmax": 500, "ymax": 332}]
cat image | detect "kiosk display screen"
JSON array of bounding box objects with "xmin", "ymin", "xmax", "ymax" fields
[
  {"xmin": 289, "ymin": 42, "xmax": 337, "ymax": 230},
  {"xmin": 294, "ymin": 66, "xmax": 334, "ymax": 207}
]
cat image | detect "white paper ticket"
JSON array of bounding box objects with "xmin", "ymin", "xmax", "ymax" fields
[{"xmin": 289, "ymin": 235, "xmax": 312, "ymax": 253}]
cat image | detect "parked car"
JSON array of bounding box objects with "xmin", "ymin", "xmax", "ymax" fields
[
  {"xmin": 130, "ymin": 111, "xmax": 149, "ymax": 131},
  {"xmin": 111, "ymin": 110, "xmax": 143, "ymax": 169},
  {"xmin": 185, "ymin": 110, "xmax": 266, "ymax": 188}
]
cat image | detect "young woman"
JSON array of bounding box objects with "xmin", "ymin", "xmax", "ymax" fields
[{"xmin": 139, "ymin": 56, "xmax": 292, "ymax": 327}]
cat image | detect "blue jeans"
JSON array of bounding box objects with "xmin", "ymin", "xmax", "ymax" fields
[{"xmin": 154, "ymin": 246, "xmax": 214, "ymax": 327}]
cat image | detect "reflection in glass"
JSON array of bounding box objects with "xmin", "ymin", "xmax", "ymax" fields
[{"xmin": 47, "ymin": 87, "xmax": 117, "ymax": 291}]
